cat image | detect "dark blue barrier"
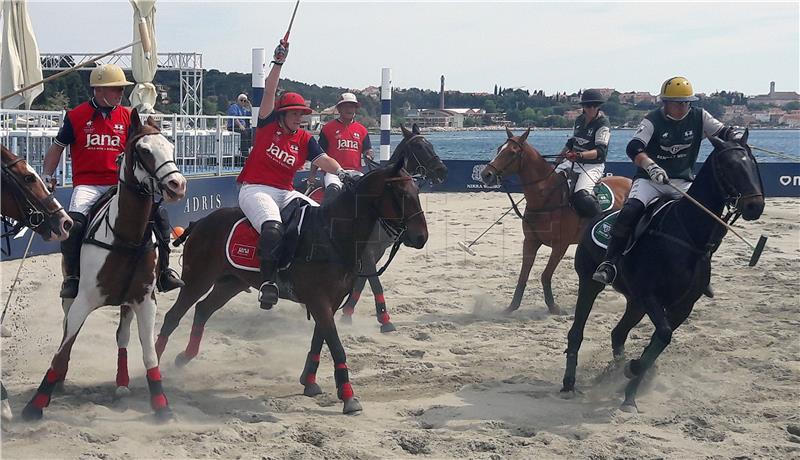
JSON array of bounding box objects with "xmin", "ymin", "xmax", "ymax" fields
[{"xmin": 2, "ymin": 161, "xmax": 797, "ymax": 260}]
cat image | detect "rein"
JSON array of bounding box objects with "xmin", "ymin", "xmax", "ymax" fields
[{"xmin": 1, "ymin": 158, "xmax": 64, "ymax": 232}]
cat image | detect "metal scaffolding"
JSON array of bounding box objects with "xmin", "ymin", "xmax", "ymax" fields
[{"xmin": 40, "ymin": 52, "xmax": 204, "ymax": 126}]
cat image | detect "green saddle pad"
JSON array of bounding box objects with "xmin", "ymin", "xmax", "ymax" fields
[
  {"xmin": 591, "ymin": 210, "xmax": 620, "ymax": 249},
  {"xmin": 593, "ymin": 182, "xmax": 615, "ymax": 212}
]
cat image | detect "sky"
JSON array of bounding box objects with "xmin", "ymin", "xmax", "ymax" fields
[{"xmin": 21, "ymin": 1, "xmax": 800, "ymax": 96}]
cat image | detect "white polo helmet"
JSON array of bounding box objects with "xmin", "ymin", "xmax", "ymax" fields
[
  {"xmin": 89, "ymin": 64, "xmax": 134, "ymax": 87},
  {"xmin": 336, "ymin": 92, "xmax": 360, "ymax": 108}
]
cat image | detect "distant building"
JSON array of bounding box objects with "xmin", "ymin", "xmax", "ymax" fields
[
  {"xmin": 619, "ymin": 91, "xmax": 658, "ymax": 105},
  {"xmin": 779, "ymin": 110, "xmax": 800, "ymax": 127},
  {"xmin": 748, "ymin": 81, "xmax": 800, "ymax": 106},
  {"xmin": 404, "ymin": 109, "xmax": 464, "ymax": 128},
  {"xmin": 563, "ymin": 109, "xmax": 582, "ymax": 121}
]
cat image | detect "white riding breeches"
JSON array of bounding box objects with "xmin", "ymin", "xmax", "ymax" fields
[
  {"xmin": 322, "ymin": 169, "xmax": 363, "ymax": 188},
  {"xmin": 238, "ymin": 183, "xmax": 319, "ymax": 232},
  {"xmin": 555, "ymin": 161, "xmax": 605, "ymax": 193},
  {"xmin": 628, "ymin": 177, "xmax": 691, "ymax": 206},
  {"xmin": 69, "ymin": 185, "xmax": 114, "ymax": 215}
]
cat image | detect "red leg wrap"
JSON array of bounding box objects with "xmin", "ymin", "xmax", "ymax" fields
[
  {"xmin": 146, "ymin": 367, "xmax": 162, "ymax": 381},
  {"xmin": 339, "ymin": 382, "xmax": 354, "ymax": 400},
  {"xmin": 305, "ymin": 373, "xmax": 317, "ymax": 385},
  {"xmin": 116, "ymin": 348, "xmax": 130, "ymax": 387},
  {"xmin": 375, "ymin": 293, "xmax": 386, "ymax": 304},
  {"xmin": 185, "ymin": 325, "xmax": 204, "ymax": 358},
  {"xmin": 31, "ymin": 392, "xmax": 50, "ymax": 409},
  {"xmin": 45, "ymin": 368, "xmax": 62, "ymax": 384},
  {"xmin": 379, "ymin": 312, "xmax": 391, "ymax": 325},
  {"xmin": 151, "ymin": 393, "xmax": 168, "ymax": 410}
]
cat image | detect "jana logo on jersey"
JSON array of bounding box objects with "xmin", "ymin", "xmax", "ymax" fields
[
  {"xmin": 84, "ymin": 133, "xmax": 122, "ymax": 148},
  {"xmin": 266, "ymin": 142, "xmax": 297, "ymax": 166},
  {"xmin": 337, "ymin": 139, "xmax": 360, "ymax": 150}
]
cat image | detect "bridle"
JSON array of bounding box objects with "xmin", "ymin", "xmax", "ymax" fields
[
  {"xmin": 391, "ymin": 134, "xmax": 444, "ymax": 183},
  {"xmin": 119, "ymin": 131, "xmax": 182, "ymax": 197},
  {"xmin": 710, "ymin": 143, "xmax": 764, "ymax": 217},
  {"xmin": 484, "ymin": 136, "xmax": 561, "ymax": 188},
  {"xmin": 1, "ymin": 157, "xmax": 64, "ymax": 234}
]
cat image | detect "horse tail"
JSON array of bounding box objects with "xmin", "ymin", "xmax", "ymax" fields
[{"xmin": 172, "ymin": 221, "xmax": 197, "ymax": 247}]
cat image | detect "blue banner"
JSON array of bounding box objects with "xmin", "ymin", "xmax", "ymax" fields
[{"xmin": 2, "ymin": 161, "xmax": 797, "ymax": 260}]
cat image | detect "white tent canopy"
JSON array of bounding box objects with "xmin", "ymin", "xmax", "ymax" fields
[
  {"xmin": 129, "ymin": 0, "xmax": 157, "ymax": 113},
  {"xmin": 1, "ymin": 0, "xmax": 43, "ymax": 109}
]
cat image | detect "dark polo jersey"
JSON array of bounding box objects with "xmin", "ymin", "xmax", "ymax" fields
[{"xmin": 566, "ymin": 112, "xmax": 611, "ymax": 164}]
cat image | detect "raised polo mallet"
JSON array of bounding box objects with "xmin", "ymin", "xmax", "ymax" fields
[
  {"xmin": 666, "ymin": 182, "xmax": 767, "ymax": 266},
  {"xmin": 1, "ymin": 18, "xmax": 153, "ymax": 102},
  {"xmin": 458, "ymin": 196, "xmax": 526, "ymax": 256},
  {"xmin": 283, "ymin": 0, "xmax": 300, "ymax": 43}
]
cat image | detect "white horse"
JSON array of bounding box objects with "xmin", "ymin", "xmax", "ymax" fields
[{"xmin": 22, "ymin": 110, "xmax": 186, "ymax": 422}]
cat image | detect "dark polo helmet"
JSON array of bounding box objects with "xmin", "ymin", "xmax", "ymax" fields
[{"xmin": 580, "ymin": 89, "xmax": 606, "ymax": 105}]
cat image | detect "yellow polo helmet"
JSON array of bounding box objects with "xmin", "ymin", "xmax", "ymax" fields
[
  {"xmin": 659, "ymin": 76, "xmax": 698, "ymax": 102},
  {"xmin": 89, "ymin": 64, "xmax": 134, "ymax": 87}
]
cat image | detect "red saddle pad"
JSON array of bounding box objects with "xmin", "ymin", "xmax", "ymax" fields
[{"xmin": 226, "ymin": 218, "xmax": 260, "ymax": 272}]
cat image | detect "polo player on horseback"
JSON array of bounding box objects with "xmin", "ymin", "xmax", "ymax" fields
[
  {"xmin": 592, "ymin": 76, "xmax": 743, "ymax": 287},
  {"xmin": 555, "ymin": 88, "xmax": 611, "ymax": 218},
  {"xmin": 42, "ymin": 64, "xmax": 184, "ymax": 299},
  {"xmin": 237, "ymin": 40, "xmax": 356, "ymax": 311},
  {"xmin": 308, "ymin": 92, "xmax": 373, "ymax": 204}
]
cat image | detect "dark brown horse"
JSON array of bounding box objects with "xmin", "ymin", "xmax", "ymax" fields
[
  {"xmin": 480, "ymin": 128, "xmax": 631, "ymax": 314},
  {"xmin": 1, "ymin": 145, "xmax": 73, "ymax": 424},
  {"xmin": 155, "ymin": 160, "xmax": 427, "ymax": 414},
  {"xmin": 21, "ymin": 111, "xmax": 187, "ymax": 422},
  {"xmin": 1, "ymin": 145, "xmax": 72, "ymax": 243},
  {"xmin": 306, "ymin": 124, "xmax": 447, "ymax": 332}
]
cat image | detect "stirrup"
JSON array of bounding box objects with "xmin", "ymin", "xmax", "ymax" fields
[
  {"xmin": 157, "ymin": 268, "xmax": 185, "ymax": 293},
  {"xmin": 59, "ymin": 276, "xmax": 80, "ymax": 299},
  {"xmin": 592, "ymin": 261, "xmax": 617, "ymax": 285},
  {"xmin": 259, "ymin": 281, "xmax": 279, "ymax": 310}
]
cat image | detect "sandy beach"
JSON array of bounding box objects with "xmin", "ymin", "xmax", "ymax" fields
[{"xmin": 1, "ymin": 193, "xmax": 798, "ymax": 459}]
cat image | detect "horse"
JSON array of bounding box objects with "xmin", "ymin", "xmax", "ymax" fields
[
  {"xmin": 306, "ymin": 124, "xmax": 447, "ymax": 332},
  {"xmin": 1, "ymin": 145, "xmax": 73, "ymax": 424},
  {"xmin": 1, "ymin": 145, "xmax": 73, "ymax": 244},
  {"xmin": 21, "ymin": 110, "xmax": 187, "ymax": 422},
  {"xmin": 154, "ymin": 160, "xmax": 427, "ymax": 414},
  {"xmin": 560, "ymin": 132, "xmax": 764, "ymax": 413},
  {"xmin": 480, "ymin": 128, "xmax": 631, "ymax": 314}
]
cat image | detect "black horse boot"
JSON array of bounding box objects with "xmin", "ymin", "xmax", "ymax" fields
[
  {"xmin": 154, "ymin": 206, "xmax": 184, "ymax": 292},
  {"xmin": 59, "ymin": 212, "xmax": 87, "ymax": 299},
  {"xmin": 258, "ymin": 221, "xmax": 285, "ymax": 310},
  {"xmin": 592, "ymin": 199, "xmax": 645, "ymax": 285}
]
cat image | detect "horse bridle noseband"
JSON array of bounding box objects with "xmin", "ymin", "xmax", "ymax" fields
[
  {"xmin": 711, "ymin": 143, "xmax": 764, "ymax": 213},
  {"xmin": 485, "ymin": 137, "xmax": 561, "ymax": 188},
  {"xmin": 394, "ymin": 134, "xmax": 443, "ymax": 183},
  {"xmin": 1, "ymin": 157, "xmax": 64, "ymax": 232}
]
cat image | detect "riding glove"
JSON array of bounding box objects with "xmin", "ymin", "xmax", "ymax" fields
[
  {"xmin": 273, "ymin": 41, "xmax": 288, "ymax": 65},
  {"xmin": 645, "ymin": 162, "xmax": 669, "ymax": 184}
]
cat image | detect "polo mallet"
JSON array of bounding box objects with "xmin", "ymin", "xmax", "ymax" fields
[
  {"xmin": 666, "ymin": 182, "xmax": 767, "ymax": 266},
  {"xmin": 0, "ymin": 232, "xmax": 35, "ymax": 326},
  {"xmin": 458, "ymin": 195, "xmax": 526, "ymax": 256},
  {"xmin": 283, "ymin": 0, "xmax": 300, "ymax": 43},
  {"xmin": 751, "ymin": 145, "xmax": 799, "ymax": 162},
  {"xmin": 1, "ymin": 18, "xmax": 153, "ymax": 103}
]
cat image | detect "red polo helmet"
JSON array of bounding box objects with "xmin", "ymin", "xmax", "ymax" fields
[{"xmin": 275, "ymin": 92, "xmax": 312, "ymax": 114}]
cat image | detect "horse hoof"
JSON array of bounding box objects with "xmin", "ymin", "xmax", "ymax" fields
[
  {"xmin": 380, "ymin": 322, "xmax": 396, "ymax": 333},
  {"xmin": 154, "ymin": 406, "xmax": 175, "ymax": 423},
  {"xmin": 21, "ymin": 403, "xmax": 43, "ymax": 421},
  {"xmin": 612, "ymin": 347, "xmax": 625, "ymax": 361},
  {"xmin": 303, "ymin": 383, "xmax": 323, "ymax": 397},
  {"xmin": 619, "ymin": 402, "xmax": 638, "ymax": 414},
  {"xmin": 174, "ymin": 352, "xmax": 195, "ymax": 368},
  {"xmin": 559, "ymin": 388, "xmax": 576, "ymax": 399},
  {"xmin": 1, "ymin": 400, "xmax": 13, "ymax": 423},
  {"xmin": 342, "ymin": 397, "xmax": 362, "ymax": 414},
  {"xmin": 113, "ymin": 386, "xmax": 131, "ymax": 400},
  {"xmin": 547, "ymin": 304, "xmax": 562, "ymax": 315},
  {"xmin": 504, "ymin": 305, "xmax": 519, "ymax": 315},
  {"xmin": 340, "ymin": 314, "xmax": 353, "ymax": 325}
]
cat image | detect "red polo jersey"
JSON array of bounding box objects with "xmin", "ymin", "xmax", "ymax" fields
[
  {"xmin": 55, "ymin": 100, "xmax": 130, "ymax": 186},
  {"xmin": 318, "ymin": 119, "xmax": 371, "ymax": 171},
  {"xmin": 237, "ymin": 114, "xmax": 323, "ymax": 190}
]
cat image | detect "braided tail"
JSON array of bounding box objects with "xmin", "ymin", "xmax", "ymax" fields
[{"xmin": 171, "ymin": 221, "xmax": 197, "ymax": 247}]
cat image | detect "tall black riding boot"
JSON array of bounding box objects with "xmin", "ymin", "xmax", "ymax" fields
[
  {"xmin": 592, "ymin": 199, "xmax": 645, "ymax": 285},
  {"xmin": 154, "ymin": 206, "xmax": 184, "ymax": 292},
  {"xmin": 258, "ymin": 221, "xmax": 285, "ymax": 310},
  {"xmin": 59, "ymin": 212, "xmax": 87, "ymax": 299},
  {"xmin": 322, "ymin": 184, "xmax": 342, "ymax": 206}
]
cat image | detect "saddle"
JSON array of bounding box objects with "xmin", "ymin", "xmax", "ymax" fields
[
  {"xmin": 591, "ymin": 197, "xmax": 676, "ymax": 252},
  {"xmin": 225, "ymin": 198, "xmax": 309, "ymax": 272},
  {"xmin": 562, "ymin": 169, "xmax": 616, "ymax": 213}
]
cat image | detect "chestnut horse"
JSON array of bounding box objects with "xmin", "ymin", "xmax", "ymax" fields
[
  {"xmin": 307, "ymin": 124, "xmax": 447, "ymax": 332},
  {"xmin": 154, "ymin": 160, "xmax": 427, "ymax": 414},
  {"xmin": 480, "ymin": 128, "xmax": 631, "ymax": 314},
  {"xmin": 22, "ymin": 111, "xmax": 187, "ymax": 422},
  {"xmin": 1, "ymin": 145, "xmax": 73, "ymax": 424}
]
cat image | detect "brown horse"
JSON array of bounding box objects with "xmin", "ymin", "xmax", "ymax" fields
[
  {"xmin": 1, "ymin": 145, "xmax": 73, "ymax": 424},
  {"xmin": 154, "ymin": 160, "xmax": 427, "ymax": 414},
  {"xmin": 480, "ymin": 128, "xmax": 631, "ymax": 314},
  {"xmin": 1, "ymin": 145, "xmax": 73, "ymax": 243},
  {"xmin": 21, "ymin": 111, "xmax": 187, "ymax": 422}
]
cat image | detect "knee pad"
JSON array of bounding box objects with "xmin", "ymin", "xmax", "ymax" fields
[
  {"xmin": 571, "ymin": 190, "xmax": 601, "ymax": 218},
  {"xmin": 612, "ymin": 199, "xmax": 646, "ymax": 237}
]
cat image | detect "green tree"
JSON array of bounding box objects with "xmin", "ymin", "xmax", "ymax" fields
[{"xmin": 783, "ymin": 101, "xmax": 800, "ymax": 111}]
